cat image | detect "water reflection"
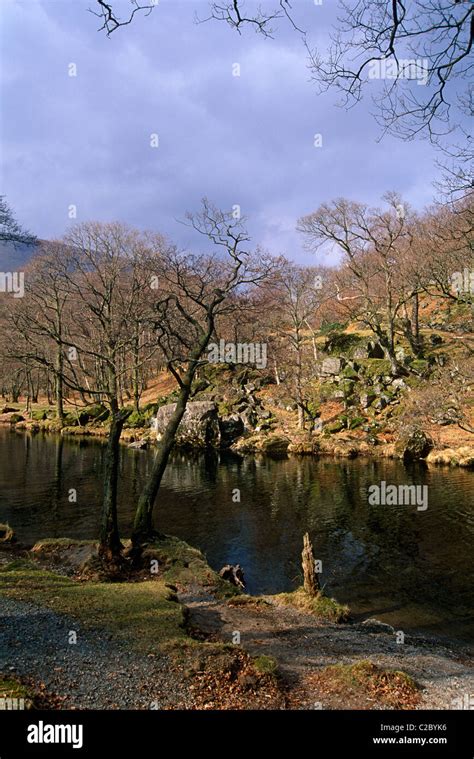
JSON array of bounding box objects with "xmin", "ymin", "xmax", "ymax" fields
[{"xmin": 0, "ymin": 428, "xmax": 473, "ymax": 644}]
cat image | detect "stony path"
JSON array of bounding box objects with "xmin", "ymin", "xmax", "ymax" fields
[
  {"xmin": 0, "ymin": 597, "xmax": 194, "ymax": 710},
  {"xmin": 182, "ymin": 589, "xmax": 474, "ymax": 710},
  {"xmin": 2, "ymin": 591, "xmax": 472, "ymax": 711}
]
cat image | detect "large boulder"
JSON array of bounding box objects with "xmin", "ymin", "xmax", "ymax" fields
[
  {"xmin": 395, "ymin": 427, "xmax": 434, "ymax": 462},
  {"xmin": 153, "ymin": 401, "xmax": 220, "ymax": 448},
  {"xmin": 259, "ymin": 434, "xmax": 290, "ymax": 456},
  {"xmin": 321, "ymin": 358, "xmax": 344, "ymax": 376}
]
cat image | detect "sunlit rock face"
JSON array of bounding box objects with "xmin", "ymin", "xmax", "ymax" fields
[{"xmin": 152, "ymin": 401, "xmax": 220, "ymax": 448}]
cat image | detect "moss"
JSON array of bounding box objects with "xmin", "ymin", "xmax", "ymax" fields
[
  {"xmin": 30, "ymin": 409, "xmax": 50, "ymax": 421},
  {"xmin": 0, "ymin": 676, "xmax": 36, "ymax": 708},
  {"xmin": 341, "ymin": 365, "xmax": 360, "ymax": 380},
  {"xmin": 218, "ymin": 400, "xmax": 234, "ymax": 417},
  {"xmin": 0, "ymin": 558, "xmax": 188, "ymax": 653},
  {"xmin": 274, "ymin": 587, "xmax": 350, "ymax": 623},
  {"xmin": 326, "ymin": 419, "xmax": 346, "ymax": 434},
  {"xmin": 226, "ymin": 595, "xmax": 269, "ymax": 608},
  {"xmin": 348, "ymin": 416, "xmax": 365, "ymax": 430},
  {"xmin": 409, "ymin": 359, "xmax": 430, "ymax": 375},
  {"xmin": 9, "ymin": 413, "xmax": 24, "ymax": 424},
  {"xmin": 358, "ymin": 359, "xmax": 392, "ymax": 377},
  {"xmin": 254, "ymin": 655, "xmax": 278, "ymax": 676},
  {"xmin": 318, "ymin": 660, "xmax": 420, "ymax": 708},
  {"xmin": 145, "ymin": 535, "xmax": 238, "ymax": 598}
]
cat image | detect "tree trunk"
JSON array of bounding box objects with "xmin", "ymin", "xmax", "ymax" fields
[
  {"xmin": 302, "ymin": 532, "xmax": 320, "ymax": 596},
  {"xmin": 98, "ymin": 406, "xmax": 130, "ymax": 562},
  {"xmin": 55, "ymin": 349, "xmax": 65, "ymax": 425},
  {"xmin": 132, "ymin": 385, "xmax": 191, "ymax": 545}
]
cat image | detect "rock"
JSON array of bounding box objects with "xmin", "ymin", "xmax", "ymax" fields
[
  {"xmin": 259, "ymin": 434, "xmax": 290, "ymax": 456},
  {"xmin": 391, "ymin": 378, "xmax": 407, "ymax": 390},
  {"xmin": 219, "ymin": 564, "xmax": 245, "ymax": 589},
  {"xmin": 127, "ymin": 440, "xmax": 148, "ymax": 450},
  {"xmin": 240, "ymin": 408, "xmax": 258, "ymax": 431},
  {"xmin": 395, "ymin": 427, "xmax": 434, "ymax": 461},
  {"xmin": 360, "ymin": 393, "xmax": 376, "ymax": 409},
  {"xmin": 152, "ymin": 401, "xmax": 220, "ymax": 448},
  {"xmin": 321, "ymin": 358, "xmax": 344, "ymax": 376},
  {"xmin": 0, "ymin": 523, "xmax": 15, "ymax": 543},
  {"xmin": 362, "ymin": 618, "xmax": 395, "ymax": 634},
  {"xmin": 219, "ymin": 414, "xmax": 245, "ymax": 447}
]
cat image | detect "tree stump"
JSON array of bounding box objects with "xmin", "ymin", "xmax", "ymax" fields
[{"xmin": 302, "ymin": 532, "xmax": 320, "ymax": 596}]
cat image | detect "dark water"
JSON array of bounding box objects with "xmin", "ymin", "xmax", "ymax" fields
[{"xmin": 0, "ymin": 427, "xmax": 473, "ymax": 645}]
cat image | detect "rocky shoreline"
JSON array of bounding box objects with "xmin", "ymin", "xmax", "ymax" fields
[
  {"xmin": 1, "ymin": 537, "xmax": 473, "ymax": 710},
  {"xmin": 1, "ymin": 406, "xmax": 473, "ymax": 469}
]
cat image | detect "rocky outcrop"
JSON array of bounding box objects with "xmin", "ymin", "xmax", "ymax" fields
[
  {"xmin": 153, "ymin": 401, "xmax": 220, "ymax": 448},
  {"xmin": 231, "ymin": 433, "xmax": 290, "ymax": 456},
  {"xmin": 394, "ymin": 427, "xmax": 434, "ymax": 461},
  {"xmin": 219, "ymin": 414, "xmax": 245, "ymax": 448}
]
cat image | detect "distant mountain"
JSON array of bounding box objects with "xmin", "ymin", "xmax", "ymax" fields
[{"xmin": 0, "ymin": 240, "xmax": 43, "ymax": 271}]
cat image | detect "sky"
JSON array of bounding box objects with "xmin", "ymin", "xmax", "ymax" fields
[{"xmin": 0, "ymin": 0, "xmax": 453, "ymax": 265}]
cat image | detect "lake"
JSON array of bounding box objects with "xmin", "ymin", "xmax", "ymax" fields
[{"xmin": 0, "ymin": 427, "xmax": 473, "ymax": 646}]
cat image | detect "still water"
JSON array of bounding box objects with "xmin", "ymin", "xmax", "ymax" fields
[{"xmin": 0, "ymin": 428, "xmax": 473, "ymax": 645}]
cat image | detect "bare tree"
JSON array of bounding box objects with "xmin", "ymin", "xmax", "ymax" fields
[
  {"xmin": 0, "ymin": 196, "xmax": 36, "ymax": 246},
  {"xmin": 90, "ymin": 0, "xmax": 156, "ymax": 35},
  {"xmin": 131, "ymin": 200, "xmax": 274, "ymax": 547},
  {"xmin": 269, "ymin": 260, "xmax": 330, "ymax": 429},
  {"xmin": 298, "ymin": 193, "xmax": 420, "ymax": 375}
]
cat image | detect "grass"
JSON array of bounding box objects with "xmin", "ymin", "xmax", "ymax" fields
[
  {"xmin": 274, "ymin": 587, "xmax": 350, "ymax": 623},
  {"xmin": 226, "ymin": 595, "xmax": 269, "ymax": 607},
  {"xmin": 253, "ymin": 655, "xmax": 278, "ymax": 676},
  {"xmin": 144, "ymin": 535, "xmax": 239, "ymax": 597},
  {"xmin": 0, "ymin": 676, "xmax": 32, "ymax": 701},
  {"xmin": 316, "ymin": 659, "xmax": 420, "ymax": 709},
  {"xmin": 0, "ymin": 557, "xmax": 188, "ymax": 653},
  {"xmin": 0, "ymin": 534, "xmax": 239, "ymax": 656}
]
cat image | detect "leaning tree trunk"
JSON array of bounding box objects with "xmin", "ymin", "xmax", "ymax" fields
[
  {"xmin": 131, "ymin": 386, "xmax": 191, "ymax": 546},
  {"xmin": 302, "ymin": 532, "xmax": 320, "ymax": 596},
  {"xmin": 99, "ymin": 407, "xmax": 130, "ymax": 562}
]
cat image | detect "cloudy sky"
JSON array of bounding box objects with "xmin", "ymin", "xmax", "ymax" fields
[{"xmin": 0, "ymin": 0, "xmax": 449, "ymax": 263}]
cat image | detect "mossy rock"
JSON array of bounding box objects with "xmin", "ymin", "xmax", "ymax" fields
[
  {"xmin": 9, "ymin": 413, "xmax": 24, "ymax": 424},
  {"xmin": 341, "ymin": 365, "xmax": 360, "ymax": 380},
  {"xmin": 359, "ymin": 359, "xmax": 392, "ymax": 378},
  {"xmin": 409, "ymin": 358, "xmax": 430, "ymax": 375},
  {"xmin": 326, "ymin": 419, "xmax": 346, "ymax": 434},
  {"xmin": 30, "ymin": 409, "xmax": 50, "ymax": 421},
  {"xmin": 259, "ymin": 435, "xmax": 290, "ymax": 456}
]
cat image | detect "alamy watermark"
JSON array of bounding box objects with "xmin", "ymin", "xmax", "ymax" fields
[
  {"xmin": 0, "ymin": 271, "xmax": 24, "ymax": 298},
  {"xmin": 207, "ymin": 340, "xmax": 267, "ymax": 369},
  {"xmin": 0, "ymin": 696, "xmax": 25, "ymax": 710},
  {"xmin": 451, "ymin": 269, "xmax": 474, "ymax": 296},
  {"xmin": 368, "ymin": 481, "xmax": 428, "ymax": 511},
  {"xmin": 451, "ymin": 693, "xmax": 474, "ymax": 710},
  {"xmin": 368, "ymin": 58, "xmax": 429, "ymax": 85}
]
